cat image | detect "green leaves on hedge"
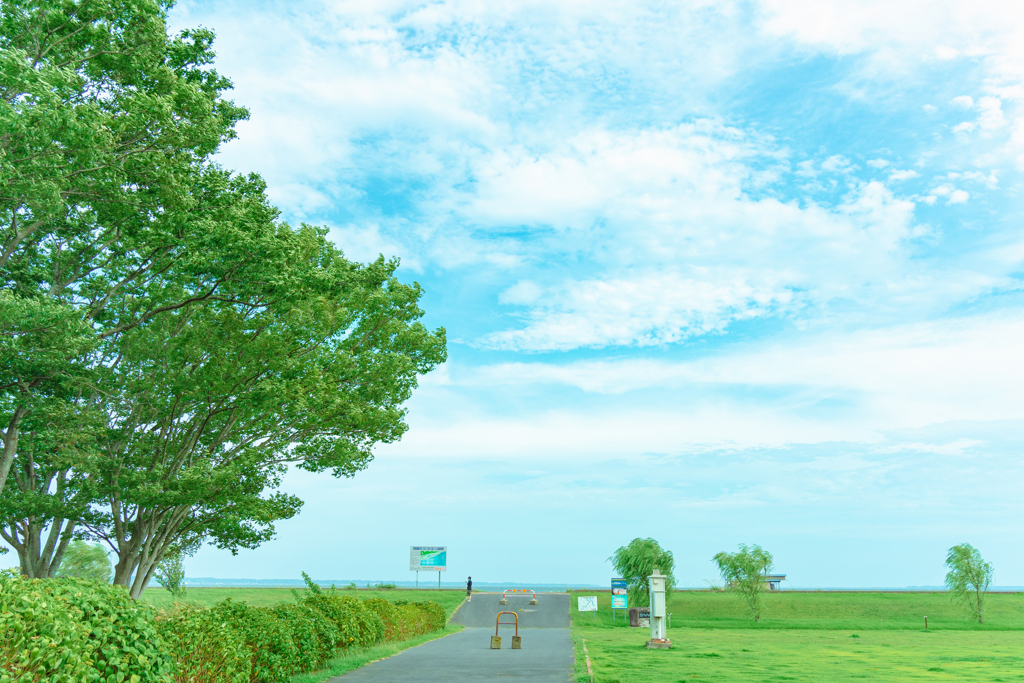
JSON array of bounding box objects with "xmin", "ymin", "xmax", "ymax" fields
[{"xmin": 1, "ymin": 573, "xmax": 447, "ymax": 683}]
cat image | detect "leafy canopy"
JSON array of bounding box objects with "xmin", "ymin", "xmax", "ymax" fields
[
  {"xmin": 713, "ymin": 543, "xmax": 773, "ymax": 622},
  {"xmin": 608, "ymin": 537, "xmax": 675, "ymax": 606},
  {"xmin": 945, "ymin": 543, "xmax": 992, "ymax": 624},
  {"xmin": 53, "ymin": 540, "xmax": 111, "ymax": 583}
]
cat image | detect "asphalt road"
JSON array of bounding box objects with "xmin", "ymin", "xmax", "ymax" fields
[
  {"xmin": 328, "ymin": 593, "xmax": 573, "ymax": 682},
  {"xmin": 451, "ymin": 592, "xmax": 571, "ymax": 628}
]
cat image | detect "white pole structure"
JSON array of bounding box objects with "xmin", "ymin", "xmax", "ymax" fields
[{"xmin": 646, "ymin": 568, "xmax": 672, "ymax": 649}]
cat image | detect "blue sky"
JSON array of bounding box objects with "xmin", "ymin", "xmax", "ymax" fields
[{"xmin": 9, "ymin": 0, "xmax": 1024, "ymax": 588}]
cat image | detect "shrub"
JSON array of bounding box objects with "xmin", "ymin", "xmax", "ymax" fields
[
  {"xmin": 301, "ymin": 594, "xmax": 384, "ymax": 650},
  {"xmin": 0, "ymin": 571, "xmax": 97, "ymax": 683},
  {"xmin": 268, "ymin": 604, "xmax": 335, "ymax": 673},
  {"xmin": 393, "ymin": 601, "xmax": 447, "ymax": 638},
  {"xmin": 362, "ymin": 597, "xmax": 401, "ymax": 641},
  {"xmin": 208, "ymin": 600, "xmax": 299, "ymax": 683},
  {"xmin": 156, "ymin": 604, "xmax": 251, "ymax": 683},
  {"xmin": 0, "ymin": 571, "xmax": 174, "ymax": 683}
]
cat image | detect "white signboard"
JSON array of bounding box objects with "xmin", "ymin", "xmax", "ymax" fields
[
  {"xmin": 409, "ymin": 546, "xmax": 447, "ymax": 571},
  {"xmin": 577, "ymin": 596, "xmax": 599, "ymax": 612}
]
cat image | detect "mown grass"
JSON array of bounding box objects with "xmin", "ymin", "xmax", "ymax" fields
[
  {"xmin": 570, "ymin": 590, "xmax": 1024, "ymax": 682},
  {"xmin": 579, "ymin": 628, "xmax": 1024, "ymax": 683},
  {"xmin": 141, "ymin": 587, "xmax": 467, "ymax": 616},
  {"xmin": 571, "ymin": 590, "xmax": 1024, "ymax": 631}
]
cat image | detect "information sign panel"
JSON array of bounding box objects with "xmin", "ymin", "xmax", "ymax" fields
[
  {"xmin": 611, "ymin": 578, "xmax": 627, "ymax": 609},
  {"xmin": 578, "ymin": 596, "xmax": 599, "ymax": 612},
  {"xmin": 409, "ymin": 546, "xmax": 447, "ymax": 571}
]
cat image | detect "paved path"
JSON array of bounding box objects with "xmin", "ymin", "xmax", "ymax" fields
[
  {"xmin": 328, "ymin": 593, "xmax": 573, "ymax": 682},
  {"xmin": 451, "ymin": 593, "xmax": 571, "ymax": 628}
]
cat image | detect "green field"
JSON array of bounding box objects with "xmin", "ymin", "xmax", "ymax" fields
[
  {"xmin": 141, "ymin": 587, "xmax": 467, "ymax": 616},
  {"xmin": 571, "ymin": 590, "xmax": 1024, "ymax": 682}
]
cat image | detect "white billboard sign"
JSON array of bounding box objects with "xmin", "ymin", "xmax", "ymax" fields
[{"xmin": 410, "ymin": 546, "xmax": 447, "ymax": 571}]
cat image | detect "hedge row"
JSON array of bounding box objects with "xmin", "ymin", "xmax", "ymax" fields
[{"xmin": 0, "ymin": 572, "xmax": 447, "ymax": 683}]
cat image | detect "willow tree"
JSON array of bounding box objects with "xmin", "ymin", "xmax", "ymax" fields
[
  {"xmin": 609, "ymin": 538, "xmax": 676, "ymax": 606},
  {"xmin": 945, "ymin": 543, "xmax": 993, "ymax": 624},
  {"xmin": 713, "ymin": 544, "xmax": 774, "ymax": 622}
]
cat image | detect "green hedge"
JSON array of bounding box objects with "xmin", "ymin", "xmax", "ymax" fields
[
  {"xmin": 0, "ymin": 573, "xmax": 447, "ymax": 683},
  {"xmin": 155, "ymin": 605, "xmax": 251, "ymax": 683},
  {"xmin": 0, "ymin": 571, "xmax": 174, "ymax": 683}
]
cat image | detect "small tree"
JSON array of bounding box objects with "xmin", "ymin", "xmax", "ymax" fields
[
  {"xmin": 54, "ymin": 540, "xmax": 111, "ymax": 583},
  {"xmin": 713, "ymin": 544, "xmax": 773, "ymax": 622},
  {"xmin": 945, "ymin": 543, "xmax": 992, "ymax": 624},
  {"xmin": 154, "ymin": 547, "xmax": 187, "ymax": 601},
  {"xmin": 608, "ymin": 538, "xmax": 676, "ymax": 606}
]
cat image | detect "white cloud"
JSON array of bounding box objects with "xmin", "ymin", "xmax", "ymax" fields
[
  {"xmin": 947, "ymin": 189, "xmax": 970, "ymax": 204},
  {"xmin": 888, "ymin": 169, "xmax": 920, "ymax": 181},
  {"xmin": 867, "ymin": 158, "xmax": 890, "ymax": 168},
  {"xmin": 951, "ymin": 95, "xmax": 975, "ymax": 108},
  {"xmin": 977, "ymin": 96, "xmax": 1008, "ymax": 130},
  {"xmin": 483, "ymin": 271, "xmax": 797, "ymax": 351},
  {"xmin": 953, "ymin": 121, "xmax": 977, "ymax": 133}
]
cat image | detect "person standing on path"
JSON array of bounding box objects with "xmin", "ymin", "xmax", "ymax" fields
[{"xmin": 466, "ymin": 576, "xmax": 473, "ymax": 601}]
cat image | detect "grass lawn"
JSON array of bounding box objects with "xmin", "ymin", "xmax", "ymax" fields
[
  {"xmin": 571, "ymin": 591, "xmax": 1024, "ymax": 682},
  {"xmin": 141, "ymin": 587, "xmax": 467, "ymax": 616}
]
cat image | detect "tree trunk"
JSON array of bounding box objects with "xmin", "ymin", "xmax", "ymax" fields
[
  {"xmin": 0, "ymin": 406, "xmax": 28, "ymax": 497},
  {"xmin": 1, "ymin": 517, "xmax": 76, "ymax": 578}
]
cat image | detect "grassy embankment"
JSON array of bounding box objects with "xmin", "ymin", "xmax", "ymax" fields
[
  {"xmin": 142, "ymin": 588, "xmax": 467, "ymax": 682},
  {"xmin": 570, "ymin": 590, "xmax": 1024, "ymax": 682},
  {"xmin": 141, "ymin": 587, "xmax": 467, "ymax": 615}
]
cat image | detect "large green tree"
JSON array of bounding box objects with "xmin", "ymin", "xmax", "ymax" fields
[
  {"xmin": 0, "ymin": 0, "xmax": 250, "ymax": 496},
  {"xmin": 945, "ymin": 543, "xmax": 993, "ymax": 624},
  {"xmin": 713, "ymin": 544, "xmax": 773, "ymax": 622},
  {"xmin": 0, "ymin": 1, "xmax": 447, "ymax": 596}
]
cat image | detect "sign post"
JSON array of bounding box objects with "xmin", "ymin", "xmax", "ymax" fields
[
  {"xmin": 611, "ymin": 578, "xmax": 627, "ymax": 622},
  {"xmin": 410, "ymin": 546, "xmax": 446, "ymax": 588}
]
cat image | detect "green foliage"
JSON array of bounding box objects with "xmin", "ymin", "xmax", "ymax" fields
[
  {"xmin": 156, "ymin": 605, "xmax": 251, "ymax": 683},
  {"xmin": 363, "ymin": 597, "xmax": 402, "ymax": 641},
  {"xmin": 394, "ymin": 601, "xmax": 447, "ymax": 637},
  {"xmin": 0, "ymin": 571, "xmax": 174, "ymax": 683},
  {"xmin": 208, "ymin": 600, "xmax": 300, "ymax": 683},
  {"xmin": 1, "ymin": 574, "xmax": 449, "ymax": 683},
  {"xmin": 945, "ymin": 543, "xmax": 993, "ymax": 624},
  {"xmin": 301, "ymin": 594, "xmax": 385, "ymax": 650},
  {"xmin": 154, "ymin": 549, "xmax": 186, "ymax": 600},
  {"xmin": 0, "ymin": 570, "xmax": 97, "ymax": 682},
  {"xmin": 53, "ymin": 540, "xmax": 111, "ymax": 583},
  {"xmin": 0, "ymin": 0, "xmax": 446, "ymax": 602},
  {"xmin": 713, "ymin": 544, "xmax": 774, "ymax": 622},
  {"xmin": 608, "ymin": 537, "xmax": 676, "ymax": 606},
  {"xmin": 268, "ymin": 604, "xmax": 334, "ymax": 673},
  {"xmin": 372, "ymin": 582, "xmax": 397, "ymax": 590}
]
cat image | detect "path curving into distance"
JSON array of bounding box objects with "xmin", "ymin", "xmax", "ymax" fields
[{"xmin": 328, "ymin": 593, "xmax": 573, "ymax": 682}]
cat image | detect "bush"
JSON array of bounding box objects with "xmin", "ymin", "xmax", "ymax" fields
[
  {"xmin": 0, "ymin": 571, "xmax": 174, "ymax": 683},
  {"xmin": 268, "ymin": 604, "xmax": 335, "ymax": 673},
  {"xmin": 208, "ymin": 600, "xmax": 299, "ymax": 683},
  {"xmin": 0, "ymin": 571, "xmax": 97, "ymax": 683},
  {"xmin": 393, "ymin": 601, "xmax": 447, "ymax": 638},
  {"xmin": 301, "ymin": 594, "xmax": 384, "ymax": 650},
  {"xmin": 156, "ymin": 604, "xmax": 251, "ymax": 683},
  {"xmin": 363, "ymin": 597, "xmax": 402, "ymax": 641}
]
